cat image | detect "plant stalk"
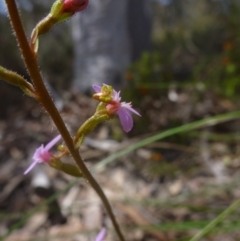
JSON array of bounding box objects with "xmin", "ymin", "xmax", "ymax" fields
[{"xmin": 5, "ymin": 1, "xmax": 125, "ymax": 240}]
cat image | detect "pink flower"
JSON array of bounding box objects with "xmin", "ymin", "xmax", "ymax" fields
[
  {"xmin": 24, "ymin": 135, "xmax": 61, "ymax": 175},
  {"xmin": 92, "ymin": 85, "xmax": 141, "ymax": 132},
  {"xmin": 95, "ymin": 228, "xmax": 107, "ymax": 241},
  {"xmin": 62, "ymin": 0, "xmax": 89, "ymax": 13}
]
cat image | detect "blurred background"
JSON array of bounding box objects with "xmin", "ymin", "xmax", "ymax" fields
[{"xmin": 1, "ymin": 0, "xmax": 240, "ymax": 240}]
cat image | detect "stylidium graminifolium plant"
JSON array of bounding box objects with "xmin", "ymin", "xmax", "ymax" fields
[
  {"xmin": 24, "ymin": 84, "xmax": 140, "ymax": 175},
  {"xmin": 1, "ymin": 0, "xmax": 140, "ymax": 240}
]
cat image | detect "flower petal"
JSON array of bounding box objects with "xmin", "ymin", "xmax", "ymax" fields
[
  {"xmin": 92, "ymin": 85, "xmax": 102, "ymax": 93},
  {"xmin": 33, "ymin": 145, "xmax": 44, "ymax": 160},
  {"xmin": 117, "ymin": 107, "xmax": 133, "ymax": 132},
  {"xmin": 24, "ymin": 135, "xmax": 61, "ymax": 175},
  {"xmin": 24, "ymin": 158, "xmax": 39, "ymax": 175},
  {"xmin": 92, "ymin": 84, "xmax": 141, "ymax": 132},
  {"xmin": 95, "ymin": 228, "xmax": 106, "ymax": 241},
  {"xmin": 121, "ymin": 102, "xmax": 141, "ymax": 116},
  {"xmin": 45, "ymin": 134, "xmax": 62, "ymax": 151},
  {"xmin": 112, "ymin": 90, "xmax": 121, "ymax": 102}
]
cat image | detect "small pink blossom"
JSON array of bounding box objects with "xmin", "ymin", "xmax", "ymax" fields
[
  {"xmin": 95, "ymin": 228, "xmax": 107, "ymax": 241},
  {"xmin": 92, "ymin": 85, "xmax": 141, "ymax": 132},
  {"xmin": 24, "ymin": 135, "xmax": 61, "ymax": 175},
  {"xmin": 62, "ymin": 0, "xmax": 89, "ymax": 13}
]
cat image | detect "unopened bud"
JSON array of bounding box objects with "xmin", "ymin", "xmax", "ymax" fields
[
  {"xmin": 62, "ymin": 0, "xmax": 89, "ymax": 13},
  {"xmin": 31, "ymin": 0, "xmax": 89, "ymax": 54}
]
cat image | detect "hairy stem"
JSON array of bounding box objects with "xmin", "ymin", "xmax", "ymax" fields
[{"xmin": 5, "ymin": 1, "xmax": 125, "ymax": 240}]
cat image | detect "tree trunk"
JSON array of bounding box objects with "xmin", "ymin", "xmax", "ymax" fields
[{"xmin": 71, "ymin": 0, "xmax": 153, "ymax": 93}]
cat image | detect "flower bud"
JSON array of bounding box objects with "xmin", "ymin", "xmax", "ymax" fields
[
  {"xmin": 62, "ymin": 0, "xmax": 89, "ymax": 13},
  {"xmin": 30, "ymin": 0, "xmax": 88, "ymax": 54}
]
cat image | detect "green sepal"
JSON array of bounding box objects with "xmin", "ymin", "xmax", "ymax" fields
[
  {"xmin": 51, "ymin": 0, "xmax": 74, "ymax": 22},
  {"xmin": 50, "ymin": 0, "xmax": 63, "ymax": 16}
]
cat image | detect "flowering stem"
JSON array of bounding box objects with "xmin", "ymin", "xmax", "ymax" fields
[
  {"xmin": 5, "ymin": 1, "xmax": 125, "ymax": 240},
  {"xmin": 74, "ymin": 113, "xmax": 110, "ymax": 148}
]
